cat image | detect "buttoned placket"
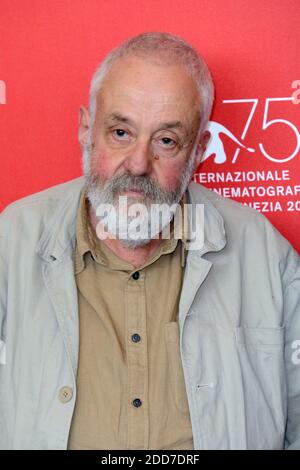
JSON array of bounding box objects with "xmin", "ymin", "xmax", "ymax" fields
[
  {"xmin": 125, "ymin": 269, "xmax": 149, "ymax": 449},
  {"xmin": 73, "ymin": 188, "xmax": 190, "ymax": 449}
]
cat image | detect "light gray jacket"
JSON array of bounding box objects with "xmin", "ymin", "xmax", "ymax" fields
[{"xmin": 0, "ymin": 177, "xmax": 299, "ymax": 450}]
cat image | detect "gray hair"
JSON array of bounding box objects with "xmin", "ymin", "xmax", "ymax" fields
[{"xmin": 88, "ymin": 31, "xmax": 214, "ymax": 136}]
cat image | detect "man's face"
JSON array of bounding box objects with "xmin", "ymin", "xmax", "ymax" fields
[{"xmin": 79, "ymin": 55, "xmax": 209, "ymax": 246}]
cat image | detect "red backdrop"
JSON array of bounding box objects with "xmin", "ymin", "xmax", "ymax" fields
[{"xmin": 0, "ymin": 0, "xmax": 299, "ymax": 252}]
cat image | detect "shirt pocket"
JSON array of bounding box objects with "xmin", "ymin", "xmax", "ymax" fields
[{"xmin": 164, "ymin": 322, "xmax": 190, "ymax": 414}]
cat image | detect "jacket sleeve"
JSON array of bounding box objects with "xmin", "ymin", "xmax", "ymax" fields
[{"xmin": 284, "ymin": 247, "xmax": 300, "ymax": 449}]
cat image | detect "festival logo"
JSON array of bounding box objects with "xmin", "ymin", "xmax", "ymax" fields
[
  {"xmin": 203, "ymin": 97, "xmax": 300, "ymax": 165},
  {"xmin": 194, "ymin": 93, "xmax": 300, "ymax": 216},
  {"xmin": 203, "ymin": 120, "xmax": 255, "ymax": 164}
]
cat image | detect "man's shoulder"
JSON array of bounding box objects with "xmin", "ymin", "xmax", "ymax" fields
[
  {"xmin": 1, "ymin": 177, "xmax": 84, "ymax": 216},
  {"xmin": 188, "ymin": 181, "xmax": 299, "ymax": 281},
  {"xmin": 189, "ymin": 181, "xmax": 282, "ymax": 234},
  {"xmin": 188, "ymin": 181, "xmax": 261, "ymax": 221},
  {"xmin": 1, "ymin": 177, "xmax": 85, "ymax": 214},
  {"xmin": 0, "ymin": 176, "xmax": 85, "ymax": 239}
]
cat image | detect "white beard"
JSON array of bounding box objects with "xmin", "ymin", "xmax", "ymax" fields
[
  {"xmin": 95, "ymin": 196, "xmax": 179, "ymax": 248},
  {"xmin": 82, "ymin": 144, "xmax": 197, "ymax": 248}
]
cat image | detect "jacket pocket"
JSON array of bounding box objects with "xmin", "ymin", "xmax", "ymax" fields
[
  {"xmin": 164, "ymin": 322, "xmax": 190, "ymax": 414},
  {"xmin": 235, "ymin": 325, "xmax": 286, "ymax": 448},
  {"xmin": 236, "ymin": 325, "xmax": 285, "ymax": 349}
]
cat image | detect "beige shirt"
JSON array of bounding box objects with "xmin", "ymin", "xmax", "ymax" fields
[{"xmin": 67, "ymin": 190, "xmax": 194, "ymax": 450}]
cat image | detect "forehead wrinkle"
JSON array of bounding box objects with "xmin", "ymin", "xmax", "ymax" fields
[
  {"xmin": 98, "ymin": 77, "xmax": 197, "ymax": 108},
  {"xmin": 101, "ymin": 81, "xmax": 190, "ymax": 106}
]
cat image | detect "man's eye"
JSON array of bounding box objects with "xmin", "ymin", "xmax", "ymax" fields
[
  {"xmin": 112, "ymin": 129, "xmax": 129, "ymax": 139},
  {"xmin": 159, "ymin": 137, "xmax": 177, "ymax": 147}
]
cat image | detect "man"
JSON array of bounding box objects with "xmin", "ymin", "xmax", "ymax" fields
[{"xmin": 0, "ymin": 32, "xmax": 299, "ymax": 450}]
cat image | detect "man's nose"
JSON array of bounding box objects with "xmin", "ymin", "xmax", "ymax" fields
[{"xmin": 123, "ymin": 140, "xmax": 153, "ymax": 176}]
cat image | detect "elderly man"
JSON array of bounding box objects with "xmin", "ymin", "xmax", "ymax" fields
[{"xmin": 0, "ymin": 32, "xmax": 299, "ymax": 450}]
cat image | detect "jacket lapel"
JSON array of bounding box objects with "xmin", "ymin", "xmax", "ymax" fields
[
  {"xmin": 179, "ymin": 182, "xmax": 227, "ymax": 326},
  {"xmin": 42, "ymin": 253, "xmax": 79, "ymax": 376},
  {"xmin": 36, "ymin": 177, "xmax": 85, "ymax": 377},
  {"xmin": 179, "ymin": 252, "xmax": 213, "ymax": 326}
]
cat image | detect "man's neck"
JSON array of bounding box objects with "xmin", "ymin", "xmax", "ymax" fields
[{"xmin": 88, "ymin": 205, "xmax": 164, "ymax": 268}]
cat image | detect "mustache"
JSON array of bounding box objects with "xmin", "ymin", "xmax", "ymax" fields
[{"xmin": 89, "ymin": 172, "xmax": 179, "ymax": 204}]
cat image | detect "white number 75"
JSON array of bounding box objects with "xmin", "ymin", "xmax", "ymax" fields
[
  {"xmin": 259, "ymin": 97, "xmax": 300, "ymax": 163},
  {"xmin": 223, "ymin": 97, "xmax": 300, "ymax": 163}
]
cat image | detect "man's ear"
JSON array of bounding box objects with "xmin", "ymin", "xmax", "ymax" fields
[
  {"xmin": 78, "ymin": 106, "xmax": 91, "ymax": 150},
  {"xmin": 194, "ymin": 130, "xmax": 211, "ymax": 166}
]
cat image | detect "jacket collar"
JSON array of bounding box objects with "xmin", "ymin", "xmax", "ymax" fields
[
  {"xmin": 36, "ymin": 177, "xmax": 227, "ymax": 262},
  {"xmin": 186, "ymin": 181, "xmax": 227, "ymax": 256},
  {"xmin": 35, "ymin": 177, "xmax": 85, "ymax": 262}
]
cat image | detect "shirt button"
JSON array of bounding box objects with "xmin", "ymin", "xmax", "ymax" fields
[
  {"xmin": 131, "ymin": 333, "xmax": 141, "ymax": 343},
  {"xmin": 132, "ymin": 398, "xmax": 142, "ymax": 408},
  {"xmin": 132, "ymin": 271, "xmax": 140, "ymax": 280},
  {"xmin": 59, "ymin": 386, "xmax": 73, "ymax": 403}
]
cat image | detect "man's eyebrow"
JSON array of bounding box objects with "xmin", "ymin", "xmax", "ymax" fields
[
  {"xmin": 104, "ymin": 113, "xmax": 187, "ymax": 133},
  {"xmin": 156, "ymin": 120, "xmax": 186, "ymax": 132},
  {"xmin": 105, "ymin": 113, "xmax": 134, "ymax": 125}
]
